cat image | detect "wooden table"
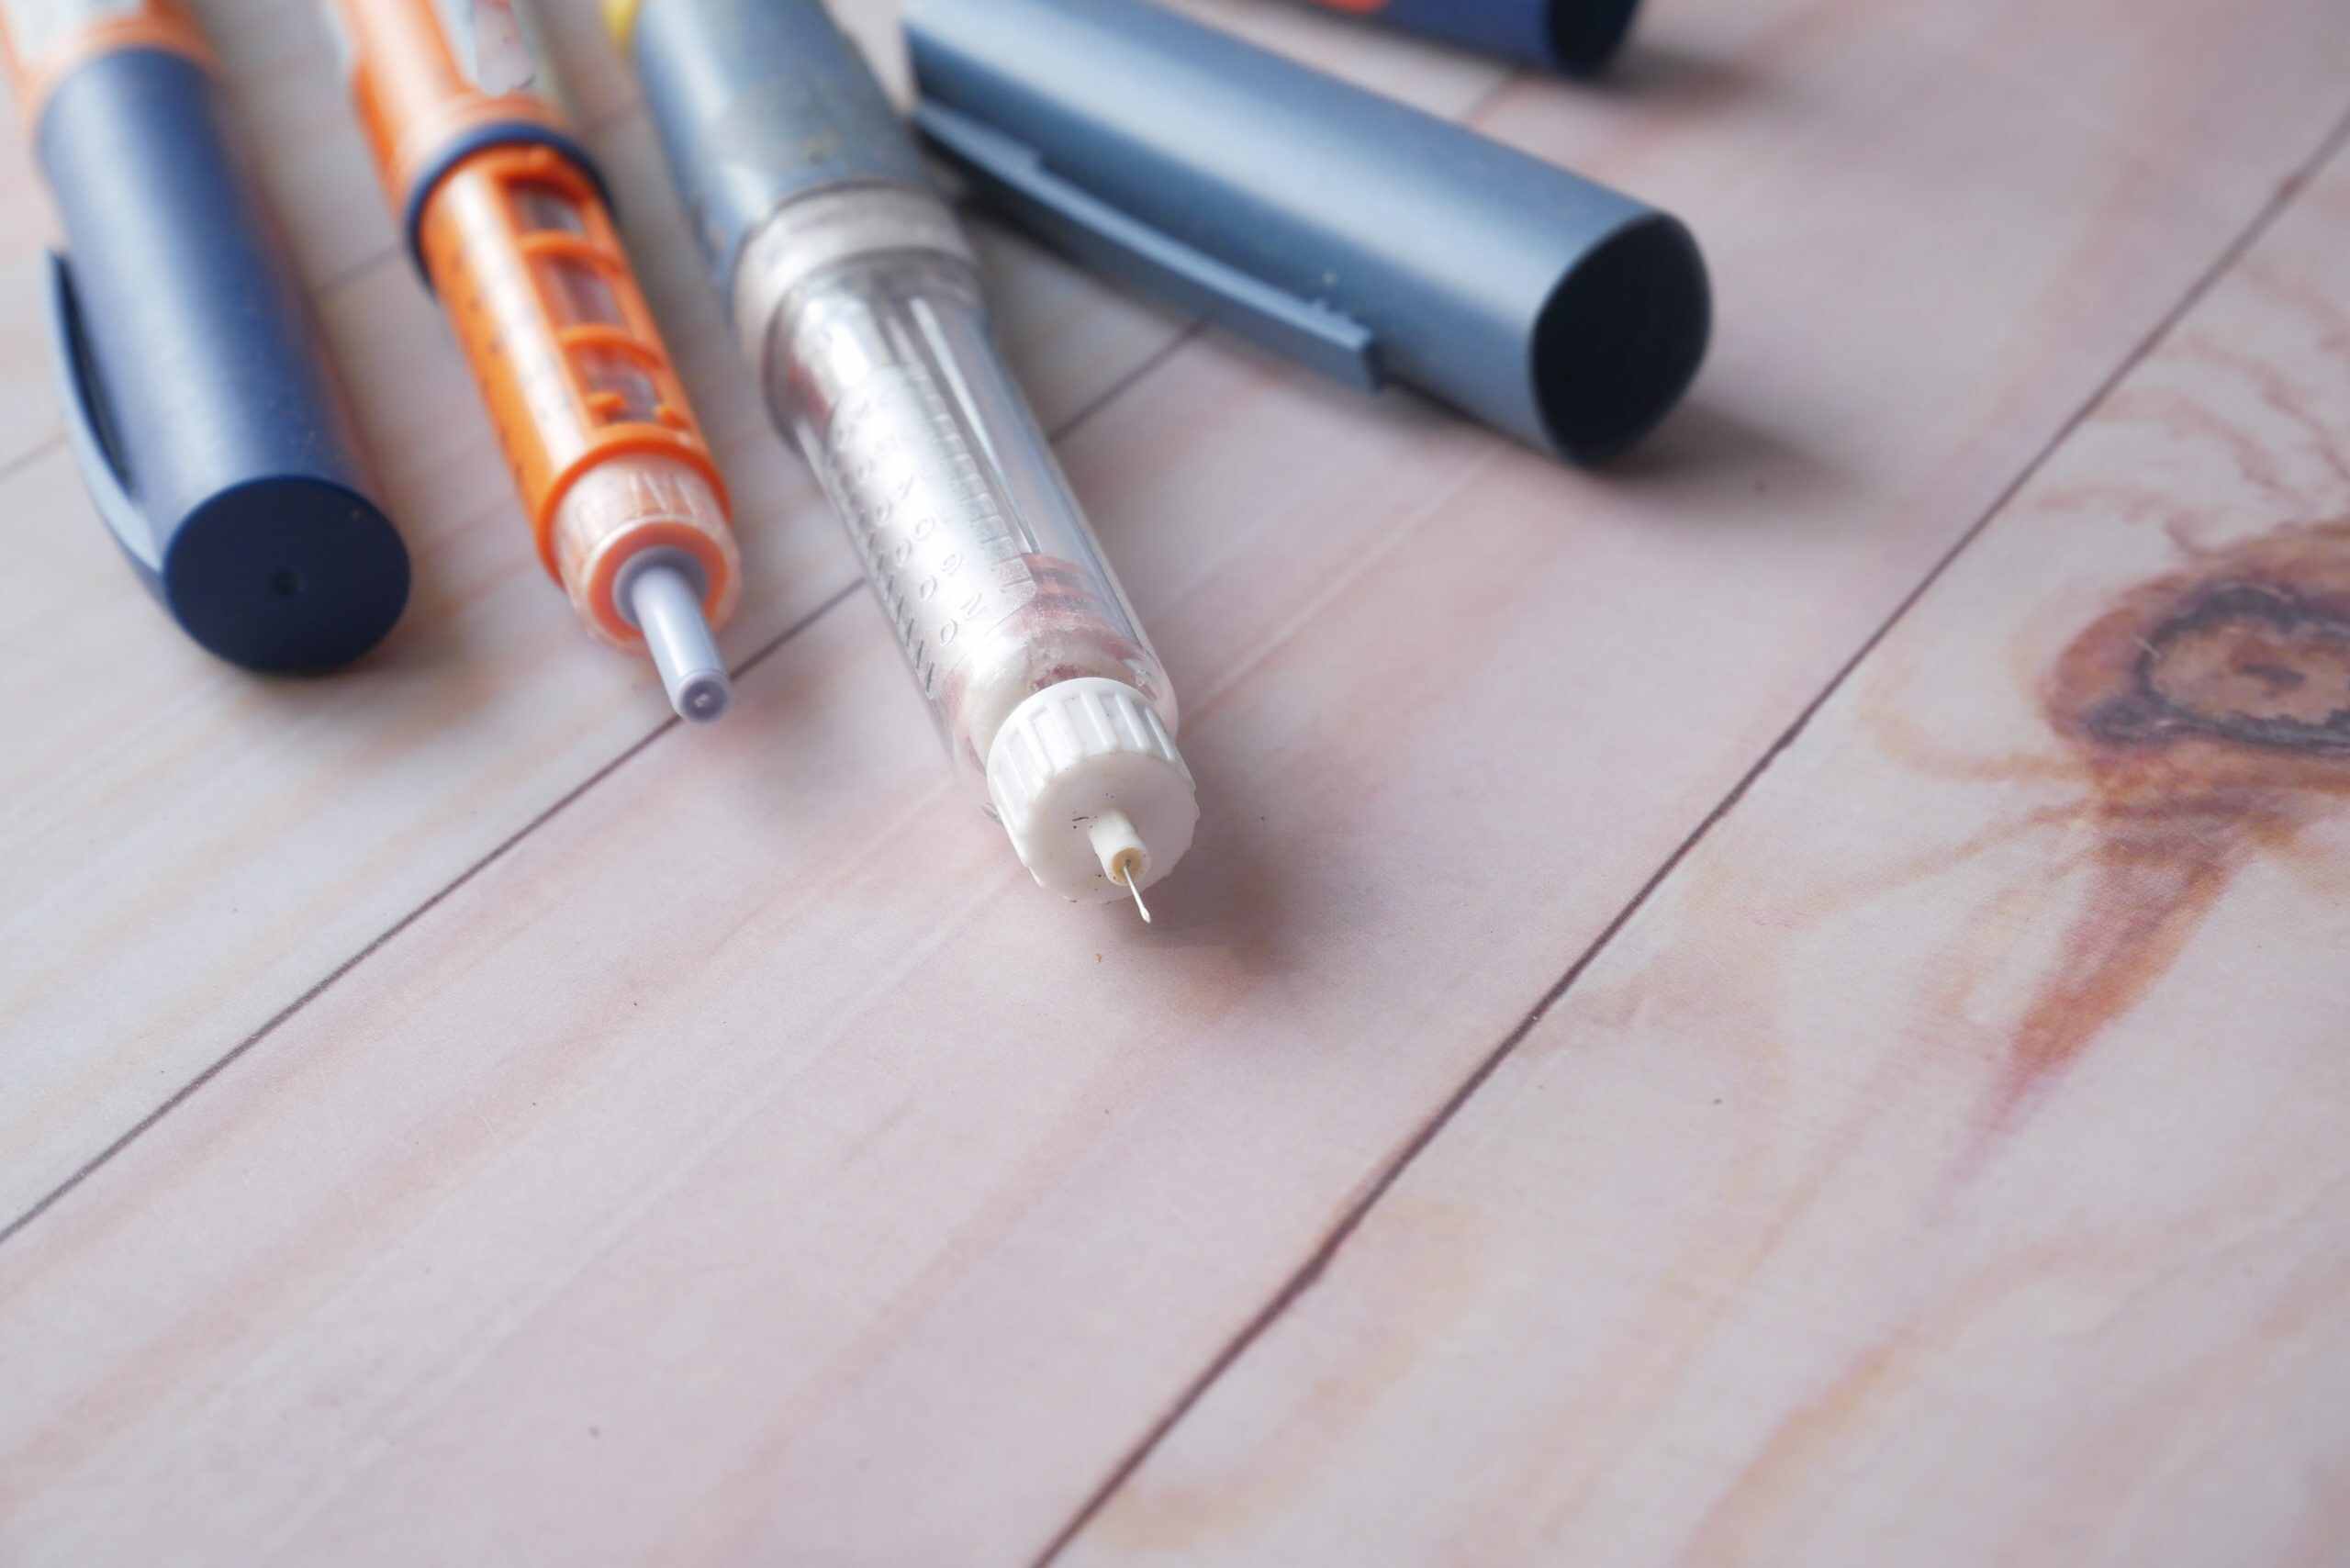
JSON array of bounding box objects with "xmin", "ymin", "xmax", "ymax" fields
[{"xmin": 4, "ymin": 0, "xmax": 2347, "ymax": 1562}]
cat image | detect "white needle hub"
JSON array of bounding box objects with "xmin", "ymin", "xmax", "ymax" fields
[
  {"xmin": 1090, "ymin": 812, "xmax": 1154, "ymax": 923},
  {"xmin": 986, "ymin": 678, "xmax": 1198, "ymax": 910}
]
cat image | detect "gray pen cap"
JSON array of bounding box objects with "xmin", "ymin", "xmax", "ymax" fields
[
  {"xmin": 903, "ymin": 0, "xmax": 1708, "ymax": 464},
  {"xmin": 627, "ymin": 0, "xmax": 933, "ymax": 295},
  {"xmin": 1292, "ymin": 0, "xmax": 1644, "ymax": 76}
]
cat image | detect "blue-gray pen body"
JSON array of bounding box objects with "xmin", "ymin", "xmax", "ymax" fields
[
  {"xmin": 26, "ymin": 26, "xmax": 407, "ymax": 670},
  {"xmin": 904, "ymin": 0, "xmax": 1708, "ymax": 463}
]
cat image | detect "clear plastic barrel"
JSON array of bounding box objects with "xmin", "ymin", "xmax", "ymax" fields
[{"xmin": 762, "ymin": 252, "xmax": 1175, "ymax": 794}]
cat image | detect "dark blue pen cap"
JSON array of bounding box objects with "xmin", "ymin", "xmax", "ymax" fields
[
  {"xmin": 1295, "ymin": 0, "xmax": 1643, "ymax": 75},
  {"xmin": 904, "ymin": 0, "xmax": 1707, "ymax": 465},
  {"xmin": 37, "ymin": 46, "xmax": 408, "ymax": 672}
]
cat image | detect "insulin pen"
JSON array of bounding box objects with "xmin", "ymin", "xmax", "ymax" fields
[
  {"xmin": 4, "ymin": 0, "xmax": 408, "ymax": 670},
  {"xmin": 326, "ymin": 0, "xmax": 740, "ymax": 721},
  {"xmin": 614, "ymin": 0, "xmax": 1197, "ymax": 916}
]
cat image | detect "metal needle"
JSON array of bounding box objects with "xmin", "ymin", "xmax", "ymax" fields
[{"xmin": 1114, "ymin": 850, "xmax": 1152, "ymax": 924}]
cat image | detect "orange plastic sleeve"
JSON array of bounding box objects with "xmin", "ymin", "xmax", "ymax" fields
[
  {"xmin": 415, "ymin": 146, "xmax": 726, "ymax": 576},
  {"xmin": 332, "ymin": 0, "xmax": 733, "ymax": 639}
]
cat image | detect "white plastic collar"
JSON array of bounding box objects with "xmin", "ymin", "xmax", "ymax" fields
[{"xmin": 984, "ymin": 678, "xmax": 1198, "ymax": 903}]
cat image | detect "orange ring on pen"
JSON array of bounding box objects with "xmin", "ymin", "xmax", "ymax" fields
[
  {"xmin": 578, "ymin": 517, "xmax": 735, "ymax": 644},
  {"xmin": 3, "ymin": 2, "xmax": 215, "ymax": 127}
]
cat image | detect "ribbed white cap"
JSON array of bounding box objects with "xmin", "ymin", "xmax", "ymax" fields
[{"xmin": 984, "ymin": 678, "xmax": 1199, "ymax": 904}]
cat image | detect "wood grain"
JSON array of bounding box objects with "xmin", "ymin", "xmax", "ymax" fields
[
  {"xmin": 1067, "ymin": 136, "xmax": 2350, "ymax": 1568},
  {"xmin": 0, "ymin": 0, "xmax": 1499, "ymax": 1224},
  {"xmin": 0, "ymin": 0, "xmax": 2344, "ymax": 1562}
]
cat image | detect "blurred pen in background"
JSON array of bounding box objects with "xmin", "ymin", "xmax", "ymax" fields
[{"xmin": 1290, "ymin": 0, "xmax": 1644, "ymax": 74}]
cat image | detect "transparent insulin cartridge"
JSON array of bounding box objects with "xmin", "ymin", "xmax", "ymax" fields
[{"xmin": 619, "ymin": 0, "xmax": 1197, "ymax": 914}]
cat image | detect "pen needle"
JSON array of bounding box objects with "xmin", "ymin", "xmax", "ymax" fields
[{"xmin": 1114, "ymin": 851, "xmax": 1152, "ymax": 924}]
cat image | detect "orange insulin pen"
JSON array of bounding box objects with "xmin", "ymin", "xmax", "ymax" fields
[{"xmin": 326, "ymin": 0, "xmax": 740, "ymax": 720}]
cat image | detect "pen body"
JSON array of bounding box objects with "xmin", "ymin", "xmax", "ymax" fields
[
  {"xmin": 329, "ymin": 0, "xmax": 737, "ymax": 651},
  {"xmin": 630, "ymin": 0, "xmax": 1197, "ymax": 902},
  {"xmin": 750, "ymin": 218, "xmax": 1176, "ymax": 784},
  {"xmin": 6, "ymin": 0, "xmax": 408, "ymax": 670},
  {"xmin": 907, "ymin": 0, "xmax": 1707, "ymax": 464}
]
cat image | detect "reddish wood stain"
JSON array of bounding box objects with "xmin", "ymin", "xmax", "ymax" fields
[{"xmin": 2014, "ymin": 520, "xmax": 2350, "ymax": 1111}]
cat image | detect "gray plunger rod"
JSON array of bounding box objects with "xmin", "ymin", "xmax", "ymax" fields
[{"xmin": 623, "ymin": 551, "xmax": 731, "ymax": 722}]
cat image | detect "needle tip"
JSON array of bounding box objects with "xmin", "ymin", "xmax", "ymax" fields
[{"xmin": 1113, "ymin": 849, "xmax": 1152, "ymax": 924}]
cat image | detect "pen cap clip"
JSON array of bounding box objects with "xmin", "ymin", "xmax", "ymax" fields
[
  {"xmin": 911, "ymin": 103, "xmax": 1381, "ymax": 393},
  {"xmin": 42, "ymin": 251, "xmax": 162, "ymax": 580}
]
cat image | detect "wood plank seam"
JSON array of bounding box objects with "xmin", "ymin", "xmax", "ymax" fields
[
  {"xmin": 0, "ymin": 584, "xmax": 847, "ymax": 1252},
  {"xmin": 1028, "ymin": 95, "xmax": 2350, "ymax": 1568},
  {"xmin": 6, "ymin": 6, "xmax": 2344, "ymax": 1556},
  {"xmin": 0, "ymin": 431, "xmax": 62, "ymax": 489},
  {"xmin": 0, "ymin": 319, "xmax": 1214, "ymax": 1251}
]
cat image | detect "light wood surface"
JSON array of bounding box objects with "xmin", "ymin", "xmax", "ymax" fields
[
  {"xmin": 1073, "ymin": 138, "xmax": 2350, "ymax": 1568},
  {"xmin": 1, "ymin": 0, "xmax": 2345, "ymax": 1562}
]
